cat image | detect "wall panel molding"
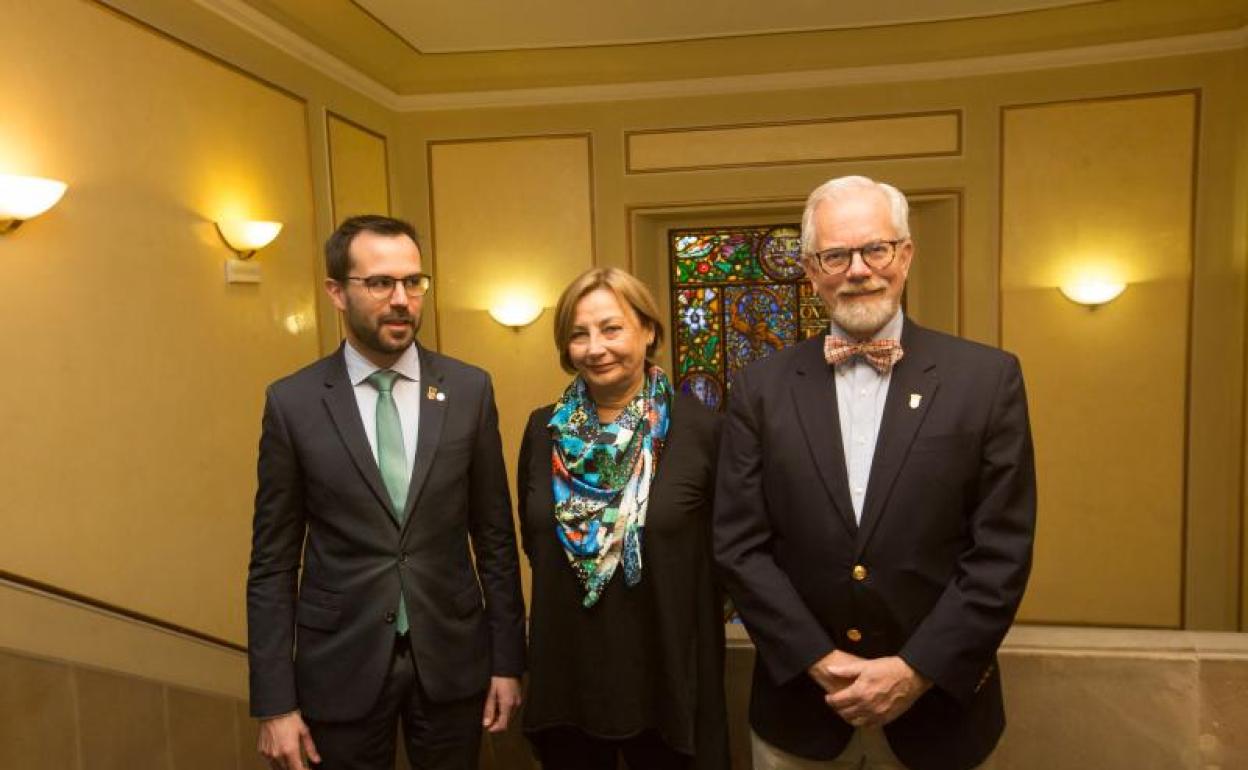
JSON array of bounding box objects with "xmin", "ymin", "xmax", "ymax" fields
[
  {"xmin": 625, "ymin": 111, "xmax": 961, "ymax": 174},
  {"xmin": 1000, "ymin": 90, "xmax": 1198, "ymax": 627}
]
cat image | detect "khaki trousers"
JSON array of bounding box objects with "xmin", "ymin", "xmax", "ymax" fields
[{"xmin": 751, "ymin": 729, "xmax": 998, "ymax": 770}]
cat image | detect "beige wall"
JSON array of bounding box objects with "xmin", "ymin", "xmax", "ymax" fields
[
  {"xmin": 327, "ymin": 113, "xmax": 392, "ymax": 222},
  {"xmin": 0, "ymin": 0, "xmax": 320, "ymax": 646},
  {"xmin": 426, "ymin": 136, "xmax": 595, "ymax": 596},
  {"xmin": 398, "ymin": 48, "xmax": 1248, "ymax": 631},
  {"xmin": 1002, "ymin": 93, "xmax": 1196, "ymax": 627},
  {"xmin": 0, "ymin": 0, "xmax": 402, "ymax": 689}
]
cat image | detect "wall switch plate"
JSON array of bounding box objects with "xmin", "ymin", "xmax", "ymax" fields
[{"xmin": 225, "ymin": 259, "xmax": 262, "ymax": 284}]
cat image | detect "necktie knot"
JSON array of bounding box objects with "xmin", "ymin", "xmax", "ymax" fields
[
  {"xmin": 367, "ymin": 369, "xmax": 400, "ymax": 394},
  {"xmin": 824, "ymin": 336, "xmax": 904, "ymax": 374}
]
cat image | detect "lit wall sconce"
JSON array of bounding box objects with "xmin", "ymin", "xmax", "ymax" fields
[
  {"xmin": 217, "ymin": 220, "xmax": 282, "ymax": 284},
  {"xmin": 489, "ymin": 296, "xmax": 544, "ymax": 330},
  {"xmin": 216, "ymin": 220, "xmax": 282, "ymax": 259},
  {"xmin": 0, "ymin": 174, "xmax": 68, "ymax": 234},
  {"xmin": 1059, "ymin": 279, "xmax": 1127, "ymax": 307}
]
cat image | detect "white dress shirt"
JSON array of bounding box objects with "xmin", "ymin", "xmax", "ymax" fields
[
  {"xmin": 343, "ymin": 341, "xmax": 421, "ymax": 482},
  {"xmin": 831, "ymin": 310, "xmax": 904, "ymax": 524}
]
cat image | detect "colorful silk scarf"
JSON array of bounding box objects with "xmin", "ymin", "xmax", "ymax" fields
[{"xmin": 548, "ymin": 366, "xmax": 673, "ymax": 608}]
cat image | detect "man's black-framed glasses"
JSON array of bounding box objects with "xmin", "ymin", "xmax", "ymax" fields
[
  {"xmin": 808, "ymin": 239, "xmax": 906, "ymax": 275},
  {"xmin": 345, "ymin": 273, "xmax": 433, "ymax": 299}
]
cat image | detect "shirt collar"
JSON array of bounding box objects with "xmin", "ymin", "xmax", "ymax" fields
[
  {"xmin": 828, "ymin": 309, "xmax": 904, "ymax": 343},
  {"xmin": 343, "ymin": 340, "xmax": 422, "ymax": 386}
]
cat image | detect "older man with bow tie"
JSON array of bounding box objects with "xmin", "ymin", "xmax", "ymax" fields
[{"xmin": 714, "ymin": 176, "xmax": 1036, "ymax": 770}]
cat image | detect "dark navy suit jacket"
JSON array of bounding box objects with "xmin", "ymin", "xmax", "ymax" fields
[{"xmin": 247, "ymin": 343, "xmax": 525, "ymax": 721}]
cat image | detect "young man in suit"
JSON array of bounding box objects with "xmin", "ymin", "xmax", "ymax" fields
[
  {"xmin": 247, "ymin": 215, "xmax": 525, "ymax": 770},
  {"xmin": 714, "ymin": 177, "xmax": 1036, "ymax": 770}
]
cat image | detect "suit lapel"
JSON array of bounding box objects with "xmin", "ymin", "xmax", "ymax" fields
[
  {"xmin": 790, "ymin": 337, "xmax": 858, "ymax": 535},
  {"xmin": 400, "ymin": 345, "xmax": 447, "ymax": 528},
  {"xmin": 856, "ymin": 321, "xmax": 939, "ymax": 555},
  {"xmin": 321, "ymin": 348, "xmax": 397, "ymax": 523}
]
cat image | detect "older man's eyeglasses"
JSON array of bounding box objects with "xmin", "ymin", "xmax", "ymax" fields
[
  {"xmin": 345, "ymin": 273, "xmax": 433, "ymax": 299},
  {"xmin": 808, "ymin": 239, "xmax": 905, "ymax": 275}
]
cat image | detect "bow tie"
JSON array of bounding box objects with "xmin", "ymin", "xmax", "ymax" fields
[{"xmin": 824, "ymin": 336, "xmax": 904, "ymax": 374}]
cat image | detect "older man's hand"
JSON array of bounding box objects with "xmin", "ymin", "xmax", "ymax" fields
[
  {"xmin": 807, "ymin": 649, "xmax": 866, "ymax": 696},
  {"xmin": 823, "ymin": 655, "xmax": 931, "ymax": 728}
]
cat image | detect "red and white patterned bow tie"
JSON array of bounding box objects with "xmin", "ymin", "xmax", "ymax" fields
[{"xmin": 823, "ymin": 336, "xmax": 904, "ymax": 374}]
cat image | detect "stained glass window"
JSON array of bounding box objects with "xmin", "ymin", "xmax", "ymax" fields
[{"xmin": 670, "ymin": 224, "xmax": 828, "ymax": 412}]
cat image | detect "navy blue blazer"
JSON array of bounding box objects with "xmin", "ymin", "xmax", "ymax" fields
[{"xmin": 714, "ymin": 320, "xmax": 1036, "ymax": 770}]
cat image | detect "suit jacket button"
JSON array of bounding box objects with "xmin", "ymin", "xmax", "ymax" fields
[
  {"xmin": 399, "ymin": 553, "xmax": 408, "ymax": 564},
  {"xmin": 846, "ymin": 628, "xmax": 863, "ymax": 643},
  {"xmin": 384, "ymin": 611, "xmax": 396, "ymax": 624},
  {"xmin": 851, "ymin": 565, "xmax": 868, "ymax": 581}
]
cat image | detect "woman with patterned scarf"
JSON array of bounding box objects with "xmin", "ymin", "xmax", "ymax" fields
[{"xmin": 517, "ymin": 268, "xmax": 729, "ymax": 770}]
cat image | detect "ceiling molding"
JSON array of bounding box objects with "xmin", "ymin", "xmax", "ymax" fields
[
  {"xmin": 397, "ymin": 25, "xmax": 1248, "ymax": 111},
  {"xmin": 191, "ymin": 0, "xmax": 1246, "ymax": 113},
  {"xmin": 356, "ymin": 0, "xmax": 1101, "ymax": 54},
  {"xmin": 191, "ymin": 0, "xmax": 402, "ymax": 108}
]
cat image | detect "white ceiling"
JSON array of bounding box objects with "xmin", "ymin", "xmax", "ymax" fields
[{"xmin": 355, "ymin": 0, "xmax": 1101, "ymax": 53}]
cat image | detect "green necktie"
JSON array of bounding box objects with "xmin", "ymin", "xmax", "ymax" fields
[{"xmin": 367, "ymin": 369, "xmax": 410, "ymax": 635}]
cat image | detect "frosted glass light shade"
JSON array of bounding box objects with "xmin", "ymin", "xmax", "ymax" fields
[
  {"xmin": 216, "ymin": 220, "xmax": 283, "ymax": 258},
  {"xmin": 488, "ymin": 297, "xmax": 543, "ymax": 328},
  {"xmin": 1059, "ymin": 279, "xmax": 1126, "ymax": 306},
  {"xmin": 0, "ymin": 174, "xmax": 68, "ymax": 232}
]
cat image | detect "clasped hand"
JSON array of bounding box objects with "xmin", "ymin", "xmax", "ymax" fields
[{"xmin": 807, "ymin": 650, "xmax": 931, "ymax": 729}]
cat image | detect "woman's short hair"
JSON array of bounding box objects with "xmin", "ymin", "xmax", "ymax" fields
[{"xmin": 552, "ymin": 267, "xmax": 666, "ymax": 374}]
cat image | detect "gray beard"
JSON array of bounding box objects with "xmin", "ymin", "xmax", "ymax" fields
[{"xmin": 831, "ymin": 295, "xmax": 899, "ymax": 338}]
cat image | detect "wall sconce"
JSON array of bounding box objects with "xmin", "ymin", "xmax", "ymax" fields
[
  {"xmin": 217, "ymin": 220, "xmax": 282, "ymax": 284},
  {"xmin": 216, "ymin": 220, "xmax": 283, "ymax": 259},
  {"xmin": 1059, "ymin": 279, "xmax": 1127, "ymax": 307},
  {"xmin": 0, "ymin": 174, "xmax": 68, "ymax": 234},
  {"xmin": 489, "ymin": 296, "xmax": 543, "ymax": 330}
]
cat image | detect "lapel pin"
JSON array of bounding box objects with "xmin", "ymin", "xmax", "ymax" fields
[
  {"xmin": 427, "ymin": 386, "xmax": 444, "ymax": 401},
  {"xmin": 909, "ymin": 393, "xmax": 922, "ymax": 409}
]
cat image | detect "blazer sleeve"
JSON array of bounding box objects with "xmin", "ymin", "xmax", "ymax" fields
[
  {"xmin": 713, "ymin": 368, "xmax": 836, "ymax": 685},
  {"xmin": 246, "ymin": 385, "xmax": 306, "ymax": 718},
  {"xmin": 467, "ymin": 374, "xmax": 527, "ymax": 677},
  {"xmin": 898, "ymin": 353, "xmax": 1037, "ymax": 705}
]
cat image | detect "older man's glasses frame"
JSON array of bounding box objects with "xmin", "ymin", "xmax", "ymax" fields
[{"xmin": 807, "ymin": 239, "xmax": 907, "ymax": 275}]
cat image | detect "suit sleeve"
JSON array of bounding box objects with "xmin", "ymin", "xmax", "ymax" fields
[
  {"xmin": 246, "ymin": 386, "xmax": 306, "ymax": 718},
  {"xmin": 898, "ymin": 354, "xmax": 1036, "ymax": 705},
  {"xmin": 713, "ymin": 369, "xmax": 836, "ymax": 685},
  {"xmin": 468, "ymin": 374, "xmax": 527, "ymax": 677}
]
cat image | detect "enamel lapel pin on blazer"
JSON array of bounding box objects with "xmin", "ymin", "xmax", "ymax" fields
[
  {"xmin": 909, "ymin": 393, "xmax": 922, "ymax": 409},
  {"xmin": 427, "ymin": 386, "xmax": 446, "ymax": 402}
]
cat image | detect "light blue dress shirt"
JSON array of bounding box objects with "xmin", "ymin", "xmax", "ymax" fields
[{"xmin": 830, "ymin": 310, "xmax": 904, "ymax": 524}]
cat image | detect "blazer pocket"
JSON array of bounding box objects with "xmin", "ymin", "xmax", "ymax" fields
[
  {"xmin": 296, "ymin": 601, "xmax": 341, "ymax": 631},
  {"xmin": 452, "ymin": 583, "xmax": 483, "ymax": 618},
  {"xmin": 298, "ymin": 583, "xmax": 340, "ymax": 607}
]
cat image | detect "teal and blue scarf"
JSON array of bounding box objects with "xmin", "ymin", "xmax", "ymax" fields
[{"xmin": 548, "ymin": 366, "xmax": 672, "ymax": 607}]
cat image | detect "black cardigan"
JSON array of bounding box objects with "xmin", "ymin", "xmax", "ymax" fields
[{"xmin": 517, "ymin": 393, "xmax": 729, "ymax": 769}]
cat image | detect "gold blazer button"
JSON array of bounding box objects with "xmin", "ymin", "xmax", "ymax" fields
[
  {"xmin": 846, "ymin": 628, "xmax": 863, "ymax": 643},
  {"xmin": 852, "ymin": 565, "xmax": 868, "ymax": 581}
]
